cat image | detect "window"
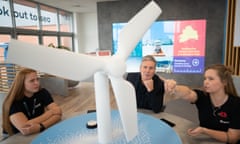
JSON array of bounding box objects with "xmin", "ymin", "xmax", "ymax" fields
[
  {"xmin": 0, "ymin": 0, "xmax": 13, "ymax": 27},
  {"xmin": 43, "ymin": 36, "xmax": 57, "ymax": 47},
  {"xmin": 0, "ymin": 34, "xmax": 11, "ymax": 43},
  {"xmin": 60, "ymin": 36, "xmax": 72, "ymax": 50},
  {"xmin": 13, "ymin": 0, "xmax": 39, "ymax": 30},
  {"xmin": 18, "ymin": 35, "xmax": 38, "ymax": 44},
  {"xmin": 59, "ymin": 10, "xmax": 73, "ymax": 32},
  {"xmin": 0, "ymin": 0, "xmax": 74, "ymax": 53},
  {"xmin": 40, "ymin": 5, "xmax": 58, "ymax": 31},
  {"xmin": 0, "ymin": 34, "xmax": 11, "ymax": 62}
]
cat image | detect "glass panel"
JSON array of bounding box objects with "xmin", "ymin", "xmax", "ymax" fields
[
  {"xmin": 18, "ymin": 35, "xmax": 39, "ymax": 44},
  {"xmin": 59, "ymin": 10, "xmax": 73, "ymax": 32},
  {"xmin": 0, "ymin": 0, "xmax": 12, "ymax": 27},
  {"xmin": 13, "ymin": 0, "xmax": 39, "ymax": 30},
  {"xmin": 40, "ymin": 5, "xmax": 58, "ymax": 31},
  {"xmin": 60, "ymin": 36, "xmax": 72, "ymax": 51},
  {"xmin": 0, "ymin": 34, "xmax": 11, "ymax": 43},
  {"xmin": 0, "ymin": 34, "xmax": 11, "ymax": 62},
  {"xmin": 43, "ymin": 36, "xmax": 57, "ymax": 47}
]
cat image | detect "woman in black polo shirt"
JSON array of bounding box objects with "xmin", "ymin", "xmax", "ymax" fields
[
  {"xmin": 2, "ymin": 68, "xmax": 62, "ymax": 137},
  {"xmin": 172, "ymin": 64, "xmax": 240, "ymax": 144}
]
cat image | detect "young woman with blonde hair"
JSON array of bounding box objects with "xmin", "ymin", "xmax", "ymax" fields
[{"xmin": 2, "ymin": 68, "xmax": 62, "ymax": 137}]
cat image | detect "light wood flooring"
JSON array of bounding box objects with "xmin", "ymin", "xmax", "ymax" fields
[{"xmin": 52, "ymin": 82, "xmax": 118, "ymax": 116}]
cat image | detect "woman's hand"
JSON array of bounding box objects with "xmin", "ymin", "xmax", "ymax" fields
[
  {"xmin": 20, "ymin": 122, "xmax": 40, "ymax": 135},
  {"xmin": 187, "ymin": 126, "xmax": 204, "ymax": 136}
]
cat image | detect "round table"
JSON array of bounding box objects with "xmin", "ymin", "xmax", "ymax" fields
[{"xmin": 31, "ymin": 110, "xmax": 182, "ymax": 144}]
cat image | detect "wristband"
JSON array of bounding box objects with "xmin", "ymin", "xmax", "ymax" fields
[{"xmin": 39, "ymin": 123, "xmax": 45, "ymax": 132}]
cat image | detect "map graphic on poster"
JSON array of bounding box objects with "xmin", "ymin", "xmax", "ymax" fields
[
  {"xmin": 112, "ymin": 19, "xmax": 206, "ymax": 73},
  {"xmin": 173, "ymin": 20, "xmax": 206, "ymax": 73}
]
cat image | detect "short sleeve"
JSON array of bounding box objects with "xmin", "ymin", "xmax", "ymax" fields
[
  {"xmin": 229, "ymin": 97, "xmax": 240, "ymax": 129},
  {"xmin": 37, "ymin": 88, "xmax": 54, "ymax": 106},
  {"xmin": 193, "ymin": 89, "xmax": 208, "ymax": 104},
  {"xmin": 9, "ymin": 101, "xmax": 24, "ymax": 115}
]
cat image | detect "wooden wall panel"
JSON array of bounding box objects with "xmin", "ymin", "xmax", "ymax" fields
[{"xmin": 225, "ymin": 0, "xmax": 240, "ymax": 75}]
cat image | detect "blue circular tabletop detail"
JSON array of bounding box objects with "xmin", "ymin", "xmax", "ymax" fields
[{"xmin": 31, "ymin": 110, "xmax": 182, "ymax": 144}]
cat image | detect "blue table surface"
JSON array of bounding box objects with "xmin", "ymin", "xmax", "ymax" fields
[{"xmin": 31, "ymin": 110, "xmax": 182, "ymax": 144}]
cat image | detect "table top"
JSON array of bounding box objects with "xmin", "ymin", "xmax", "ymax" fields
[
  {"xmin": 138, "ymin": 109, "xmax": 224, "ymax": 144},
  {"xmin": 1, "ymin": 109, "xmax": 224, "ymax": 144},
  {"xmin": 32, "ymin": 110, "xmax": 181, "ymax": 144}
]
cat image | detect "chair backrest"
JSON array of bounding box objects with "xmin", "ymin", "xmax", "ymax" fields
[{"xmin": 232, "ymin": 75, "xmax": 240, "ymax": 96}]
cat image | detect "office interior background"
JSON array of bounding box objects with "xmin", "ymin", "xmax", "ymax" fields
[{"xmin": 0, "ymin": 0, "xmax": 239, "ymax": 88}]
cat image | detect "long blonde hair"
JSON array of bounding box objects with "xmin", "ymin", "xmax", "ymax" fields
[{"xmin": 2, "ymin": 68, "xmax": 37, "ymax": 135}]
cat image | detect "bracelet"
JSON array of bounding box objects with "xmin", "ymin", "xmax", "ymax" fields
[{"xmin": 39, "ymin": 123, "xmax": 45, "ymax": 132}]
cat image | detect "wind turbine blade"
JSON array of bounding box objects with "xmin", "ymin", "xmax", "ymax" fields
[
  {"xmin": 7, "ymin": 39, "xmax": 105, "ymax": 81},
  {"xmin": 109, "ymin": 76, "xmax": 138, "ymax": 141},
  {"xmin": 116, "ymin": 1, "xmax": 162, "ymax": 60}
]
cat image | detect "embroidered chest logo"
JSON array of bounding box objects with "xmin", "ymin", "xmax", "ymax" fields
[{"xmin": 218, "ymin": 111, "xmax": 227, "ymax": 118}]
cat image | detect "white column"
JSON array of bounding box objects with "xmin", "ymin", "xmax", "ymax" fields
[{"xmin": 94, "ymin": 71, "xmax": 112, "ymax": 143}]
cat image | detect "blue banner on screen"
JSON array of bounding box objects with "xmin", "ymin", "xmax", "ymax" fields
[
  {"xmin": 112, "ymin": 19, "xmax": 206, "ymax": 73},
  {"xmin": 173, "ymin": 56, "xmax": 204, "ymax": 73}
]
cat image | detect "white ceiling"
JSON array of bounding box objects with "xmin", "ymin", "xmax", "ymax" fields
[{"xmin": 33, "ymin": 0, "xmax": 118, "ymax": 13}]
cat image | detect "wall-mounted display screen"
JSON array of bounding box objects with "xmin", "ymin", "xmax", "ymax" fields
[{"xmin": 112, "ymin": 19, "xmax": 206, "ymax": 73}]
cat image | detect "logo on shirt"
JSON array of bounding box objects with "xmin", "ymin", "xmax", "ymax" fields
[
  {"xmin": 219, "ymin": 120, "xmax": 229, "ymax": 124},
  {"xmin": 218, "ymin": 111, "xmax": 227, "ymax": 118},
  {"xmin": 34, "ymin": 103, "xmax": 41, "ymax": 109}
]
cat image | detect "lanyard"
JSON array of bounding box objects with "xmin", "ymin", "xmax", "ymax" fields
[{"xmin": 23, "ymin": 98, "xmax": 36, "ymax": 117}]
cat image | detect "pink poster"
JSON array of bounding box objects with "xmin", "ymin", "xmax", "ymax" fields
[{"xmin": 173, "ymin": 20, "xmax": 206, "ymax": 56}]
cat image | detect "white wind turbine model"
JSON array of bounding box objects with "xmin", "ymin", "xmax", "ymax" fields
[{"xmin": 7, "ymin": 1, "xmax": 161, "ymax": 143}]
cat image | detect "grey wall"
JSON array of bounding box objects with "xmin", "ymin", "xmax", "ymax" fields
[{"xmin": 97, "ymin": 0, "xmax": 227, "ymax": 87}]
